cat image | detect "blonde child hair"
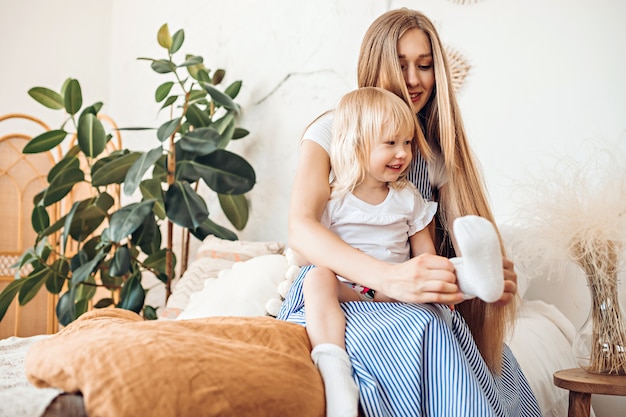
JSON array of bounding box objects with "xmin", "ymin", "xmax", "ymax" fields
[{"xmin": 330, "ymin": 86, "xmax": 431, "ymax": 199}]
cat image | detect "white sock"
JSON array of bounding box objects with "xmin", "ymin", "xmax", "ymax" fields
[{"xmin": 311, "ymin": 343, "xmax": 359, "ymax": 417}]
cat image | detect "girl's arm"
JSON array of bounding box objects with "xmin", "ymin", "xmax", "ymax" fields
[
  {"xmin": 409, "ymin": 228, "xmax": 437, "ymax": 258},
  {"xmin": 289, "ymin": 140, "xmax": 462, "ymax": 304}
]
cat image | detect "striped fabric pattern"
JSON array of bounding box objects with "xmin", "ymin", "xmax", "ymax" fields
[
  {"xmin": 278, "ymin": 266, "xmax": 542, "ymax": 417},
  {"xmin": 407, "ymin": 150, "xmax": 432, "ymax": 201}
]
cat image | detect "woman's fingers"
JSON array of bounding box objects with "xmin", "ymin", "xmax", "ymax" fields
[
  {"xmin": 494, "ymin": 258, "xmax": 518, "ymax": 306},
  {"xmin": 382, "ymin": 254, "xmax": 464, "ymax": 303}
]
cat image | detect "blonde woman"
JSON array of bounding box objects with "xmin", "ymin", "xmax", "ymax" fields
[
  {"xmin": 303, "ymin": 87, "xmax": 437, "ymax": 417},
  {"xmin": 279, "ymin": 8, "xmax": 541, "ymax": 417}
]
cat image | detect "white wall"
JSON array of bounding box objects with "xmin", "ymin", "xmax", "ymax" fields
[{"xmin": 2, "ymin": 1, "xmax": 626, "ymax": 415}]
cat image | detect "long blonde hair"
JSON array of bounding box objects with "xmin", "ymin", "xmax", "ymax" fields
[
  {"xmin": 358, "ymin": 8, "xmax": 514, "ymax": 372},
  {"xmin": 330, "ymin": 87, "xmax": 429, "ymax": 198}
]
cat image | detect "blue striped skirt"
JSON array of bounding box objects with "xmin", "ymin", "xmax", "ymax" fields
[{"xmin": 277, "ymin": 265, "xmax": 542, "ymax": 417}]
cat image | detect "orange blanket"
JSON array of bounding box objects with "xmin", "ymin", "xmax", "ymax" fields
[{"xmin": 25, "ymin": 309, "xmax": 324, "ymax": 417}]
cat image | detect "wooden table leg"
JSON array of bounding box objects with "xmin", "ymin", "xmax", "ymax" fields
[{"xmin": 568, "ymin": 391, "xmax": 591, "ymax": 417}]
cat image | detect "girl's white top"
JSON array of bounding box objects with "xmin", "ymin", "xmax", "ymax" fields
[{"xmin": 322, "ymin": 186, "xmax": 437, "ymax": 263}]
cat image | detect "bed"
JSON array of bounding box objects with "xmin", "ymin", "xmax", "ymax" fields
[{"xmin": 0, "ymin": 234, "xmax": 592, "ymax": 417}]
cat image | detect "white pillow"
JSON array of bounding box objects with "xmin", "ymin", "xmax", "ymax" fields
[
  {"xmin": 507, "ymin": 300, "xmax": 581, "ymax": 417},
  {"xmin": 161, "ymin": 238, "xmax": 285, "ymax": 319},
  {"xmin": 195, "ymin": 236, "xmax": 284, "ymax": 260},
  {"xmin": 176, "ymin": 254, "xmax": 288, "ymax": 320}
]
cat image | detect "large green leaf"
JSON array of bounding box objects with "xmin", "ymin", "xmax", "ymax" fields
[
  {"xmin": 186, "ymin": 149, "xmax": 256, "ymax": 194},
  {"xmin": 178, "ymin": 127, "xmax": 220, "ymax": 156},
  {"xmin": 110, "ymin": 245, "xmax": 131, "ymax": 277},
  {"xmin": 91, "ymin": 151, "xmax": 142, "ymax": 186},
  {"xmin": 143, "ymin": 305, "xmax": 158, "ymax": 320},
  {"xmin": 22, "ymin": 130, "xmax": 67, "ymax": 154},
  {"xmin": 218, "ymin": 193, "xmax": 249, "ymax": 230},
  {"xmin": 210, "ymin": 112, "xmax": 235, "ymax": 136},
  {"xmin": 232, "ymin": 127, "xmax": 249, "ymax": 140},
  {"xmin": 196, "ymin": 68, "xmax": 211, "ymax": 83},
  {"xmin": 217, "ymin": 118, "xmax": 236, "ymax": 149},
  {"xmin": 143, "ymin": 248, "xmax": 169, "ymax": 276},
  {"xmin": 28, "ymin": 87, "xmax": 64, "ymax": 110},
  {"xmin": 56, "ymin": 290, "xmax": 76, "ymax": 326},
  {"xmin": 175, "ymin": 160, "xmax": 201, "ymax": 183},
  {"xmin": 48, "ymin": 146, "xmax": 80, "ymax": 182},
  {"xmin": 38, "ymin": 213, "xmax": 68, "ymax": 241},
  {"xmin": 139, "ymin": 178, "xmax": 165, "ymax": 219},
  {"xmin": 123, "ymin": 146, "xmax": 163, "ymax": 196},
  {"xmin": 31, "ymin": 205, "xmax": 50, "ymax": 233},
  {"xmin": 62, "ymin": 201, "xmax": 80, "ymax": 255},
  {"xmin": 201, "ymin": 83, "xmax": 240, "ymax": 113},
  {"xmin": 117, "ymin": 272, "xmax": 145, "ymax": 313},
  {"xmin": 108, "ymin": 200, "xmax": 156, "ymax": 243},
  {"xmin": 155, "ymin": 81, "xmax": 174, "ymax": 102},
  {"xmin": 170, "ymin": 29, "xmax": 184, "ymax": 54},
  {"xmin": 185, "ymin": 103, "xmax": 211, "ymax": 128},
  {"xmin": 212, "ymin": 69, "xmax": 225, "ymax": 85},
  {"xmin": 190, "ymin": 217, "xmax": 238, "ymax": 242},
  {"xmin": 0, "ymin": 279, "xmax": 27, "ymax": 321},
  {"xmin": 42, "ymin": 167, "xmax": 84, "ymax": 206},
  {"xmin": 79, "ymin": 102, "xmax": 104, "ymax": 118},
  {"xmin": 64, "ymin": 79, "xmax": 83, "ymax": 115},
  {"xmin": 151, "ymin": 59, "xmax": 176, "ymax": 74},
  {"xmin": 77, "ymin": 113, "xmax": 107, "ymax": 158},
  {"xmin": 18, "ymin": 267, "xmax": 49, "ymax": 305},
  {"xmin": 69, "ymin": 250, "xmax": 105, "ymax": 289},
  {"xmin": 94, "ymin": 298, "xmax": 115, "ymax": 309},
  {"xmin": 159, "ymin": 95, "xmax": 178, "ymax": 111},
  {"xmin": 179, "ymin": 55, "xmax": 202, "ymax": 68},
  {"xmin": 164, "ymin": 181, "xmax": 208, "ymax": 229},
  {"xmin": 156, "ymin": 117, "xmax": 181, "ymax": 142},
  {"xmin": 151, "ymin": 155, "xmax": 168, "ymax": 183},
  {"xmin": 224, "ymin": 80, "xmax": 242, "ymax": 99},
  {"xmin": 68, "ymin": 194, "xmax": 114, "ymax": 241},
  {"xmin": 46, "ymin": 259, "xmax": 69, "ymax": 294},
  {"xmin": 157, "ymin": 23, "xmax": 172, "ymax": 49},
  {"xmin": 132, "ymin": 213, "xmax": 161, "ymax": 255},
  {"xmin": 186, "ymin": 59, "xmax": 207, "ymax": 81}
]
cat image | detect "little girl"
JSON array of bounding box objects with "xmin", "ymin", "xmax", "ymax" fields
[{"xmin": 302, "ymin": 87, "xmax": 437, "ymax": 417}]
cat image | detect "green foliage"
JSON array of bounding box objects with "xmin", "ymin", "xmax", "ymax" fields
[{"xmin": 0, "ymin": 23, "xmax": 256, "ymax": 326}]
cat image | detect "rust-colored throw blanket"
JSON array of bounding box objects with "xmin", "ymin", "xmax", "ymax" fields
[{"xmin": 25, "ymin": 309, "xmax": 324, "ymax": 417}]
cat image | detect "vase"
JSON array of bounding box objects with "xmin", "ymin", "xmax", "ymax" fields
[{"xmin": 573, "ymin": 272, "xmax": 626, "ymax": 375}]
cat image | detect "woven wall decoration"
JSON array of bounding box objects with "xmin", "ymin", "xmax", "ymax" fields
[
  {"xmin": 446, "ymin": 0, "xmax": 482, "ymax": 4},
  {"xmin": 446, "ymin": 47, "xmax": 471, "ymax": 92}
]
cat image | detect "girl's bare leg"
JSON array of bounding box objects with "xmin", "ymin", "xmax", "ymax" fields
[{"xmin": 303, "ymin": 267, "xmax": 361, "ymax": 417}]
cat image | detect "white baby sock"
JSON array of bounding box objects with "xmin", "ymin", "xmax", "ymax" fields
[
  {"xmin": 451, "ymin": 215, "xmax": 504, "ymax": 302},
  {"xmin": 311, "ymin": 343, "xmax": 359, "ymax": 417}
]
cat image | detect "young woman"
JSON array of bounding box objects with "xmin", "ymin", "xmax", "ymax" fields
[
  {"xmin": 279, "ymin": 8, "xmax": 540, "ymax": 417},
  {"xmin": 303, "ymin": 87, "xmax": 437, "ymax": 417}
]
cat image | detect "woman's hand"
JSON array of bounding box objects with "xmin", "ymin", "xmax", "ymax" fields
[
  {"xmin": 494, "ymin": 257, "xmax": 518, "ymax": 306},
  {"xmin": 380, "ymin": 253, "xmax": 465, "ymax": 305}
]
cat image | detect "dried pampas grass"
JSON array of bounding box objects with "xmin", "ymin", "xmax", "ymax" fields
[{"xmin": 510, "ymin": 142, "xmax": 626, "ymax": 374}]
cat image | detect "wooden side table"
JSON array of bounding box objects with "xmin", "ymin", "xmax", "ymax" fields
[{"xmin": 553, "ymin": 368, "xmax": 626, "ymax": 417}]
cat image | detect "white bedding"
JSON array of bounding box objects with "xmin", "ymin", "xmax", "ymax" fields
[
  {"xmin": 507, "ymin": 299, "xmax": 588, "ymax": 417},
  {"xmin": 0, "ymin": 335, "xmax": 60, "ymax": 417}
]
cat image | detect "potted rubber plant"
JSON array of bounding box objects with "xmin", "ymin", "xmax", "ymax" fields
[{"xmin": 0, "ymin": 24, "xmax": 256, "ymax": 325}]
